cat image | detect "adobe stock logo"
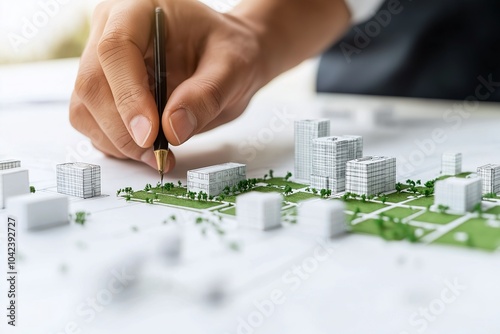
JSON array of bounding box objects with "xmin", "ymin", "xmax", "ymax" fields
[{"xmin": 7, "ymin": 0, "xmax": 71, "ymax": 52}]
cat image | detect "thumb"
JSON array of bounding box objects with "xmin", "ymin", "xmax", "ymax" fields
[{"xmin": 163, "ymin": 58, "xmax": 236, "ymax": 145}]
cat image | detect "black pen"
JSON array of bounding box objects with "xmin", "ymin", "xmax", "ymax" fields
[{"xmin": 153, "ymin": 7, "xmax": 169, "ymax": 185}]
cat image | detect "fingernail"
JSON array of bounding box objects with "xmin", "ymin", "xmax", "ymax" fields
[
  {"xmin": 130, "ymin": 115, "xmax": 152, "ymax": 147},
  {"xmin": 169, "ymin": 108, "xmax": 197, "ymax": 144},
  {"xmin": 140, "ymin": 150, "xmax": 157, "ymax": 169}
]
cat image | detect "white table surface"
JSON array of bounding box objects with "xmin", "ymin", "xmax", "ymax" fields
[{"xmin": 1, "ymin": 58, "xmax": 500, "ymax": 334}]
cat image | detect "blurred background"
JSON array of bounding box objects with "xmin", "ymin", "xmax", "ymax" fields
[{"xmin": 0, "ymin": 0, "xmax": 238, "ymax": 64}]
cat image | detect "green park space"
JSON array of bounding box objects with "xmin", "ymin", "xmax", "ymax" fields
[
  {"xmin": 350, "ymin": 218, "xmax": 432, "ymax": 241},
  {"xmin": 432, "ymin": 218, "xmax": 500, "ymax": 252},
  {"xmin": 384, "ymin": 207, "xmax": 423, "ymax": 220},
  {"xmin": 413, "ymin": 211, "xmax": 461, "ymax": 225},
  {"xmin": 220, "ymin": 206, "xmax": 236, "ymax": 216},
  {"xmin": 406, "ymin": 196, "xmax": 434, "ymax": 208},
  {"xmin": 284, "ymin": 192, "xmax": 320, "ymax": 203},
  {"xmin": 343, "ymin": 200, "xmax": 388, "ymax": 214},
  {"xmin": 265, "ymin": 177, "xmax": 307, "ymax": 189},
  {"xmin": 485, "ymin": 206, "xmax": 500, "ymax": 215},
  {"xmin": 384, "ymin": 192, "xmax": 416, "ymax": 203},
  {"xmin": 131, "ymin": 191, "xmax": 223, "ymax": 210}
]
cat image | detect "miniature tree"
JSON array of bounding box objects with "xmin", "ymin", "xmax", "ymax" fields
[
  {"xmin": 116, "ymin": 189, "xmax": 122, "ymax": 196},
  {"xmin": 311, "ymin": 188, "xmax": 318, "ymax": 195},
  {"xmin": 30, "ymin": 185, "xmax": 36, "ymax": 194},
  {"xmin": 125, "ymin": 194, "xmax": 131, "ymax": 201},
  {"xmin": 361, "ymin": 194, "xmax": 367, "ymax": 202},
  {"xmin": 284, "ymin": 171, "xmax": 292, "ymax": 181},
  {"xmin": 437, "ymin": 204, "xmax": 449, "ymax": 214},
  {"xmin": 380, "ymin": 194, "xmax": 388, "ymax": 204},
  {"xmin": 395, "ymin": 182, "xmax": 403, "ymax": 194},
  {"xmin": 342, "ymin": 192, "xmax": 351, "ymax": 201},
  {"xmin": 178, "ymin": 180, "xmax": 182, "ymax": 187},
  {"xmin": 73, "ymin": 211, "xmax": 90, "ymax": 225},
  {"xmin": 473, "ymin": 203, "xmax": 483, "ymax": 218},
  {"xmin": 263, "ymin": 174, "xmax": 268, "ymax": 180},
  {"xmin": 269, "ymin": 169, "xmax": 274, "ymax": 178},
  {"xmin": 416, "ymin": 180, "xmax": 421, "ymax": 185},
  {"xmin": 284, "ymin": 185, "xmax": 293, "ymax": 196},
  {"xmin": 423, "ymin": 189, "xmax": 432, "ymax": 197},
  {"xmin": 352, "ymin": 207, "xmax": 361, "ymax": 222}
]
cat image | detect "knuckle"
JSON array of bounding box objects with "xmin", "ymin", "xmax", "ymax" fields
[
  {"xmin": 74, "ymin": 68, "xmax": 104, "ymax": 104},
  {"xmin": 68, "ymin": 100, "xmax": 87, "ymax": 131},
  {"xmin": 97, "ymin": 29, "xmax": 130, "ymax": 64}
]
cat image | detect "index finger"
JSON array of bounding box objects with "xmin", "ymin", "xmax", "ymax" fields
[{"xmin": 97, "ymin": 0, "xmax": 158, "ymax": 148}]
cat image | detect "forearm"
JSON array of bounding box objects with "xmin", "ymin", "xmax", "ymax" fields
[{"xmin": 230, "ymin": 0, "xmax": 351, "ymax": 83}]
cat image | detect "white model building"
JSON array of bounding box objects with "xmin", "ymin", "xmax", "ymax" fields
[
  {"xmin": 442, "ymin": 152, "xmax": 462, "ymax": 175},
  {"xmin": 434, "ymin": 177, "xmax": 482, "ymax": 213},
  {"xmin": 297, "ymin": 199, "xmax": 347, "ymax": 238},
  {"xmin": 0, "ymin": 168, "xmax": 29, "ymax": 209},
  {"xmin": 310, "ymin": 135, "xmax": 363, "ymax": 193},
  {"xmin": 0, "ymin": 159, "xmax": 21, "ymax": 170},
  {"xmin": 345, "ymin": 156, "xmax": 396, "ymax": 196},
  {"xmin": 56, "ymin": 162, "xmax": 101, "ymax": 198},
  {"xmin": 477, "ymin": 164, "xmax": 500, "ymax": 195},
  {"xmin": 7, "ymin": 193, "xmax": 69, "ymax": 230},
  {"xmin": 236, "ymin": 192, "xmax": 282, "ymax": 230},
  {"xmin": 294, "ymin": 119, "xmax": 330, "ymax": 182},
  {"xmin": 187, "ymin": 162, "xmax": 246, "ymax": 197}
]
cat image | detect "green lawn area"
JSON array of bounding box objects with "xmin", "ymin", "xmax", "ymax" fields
[
  {"xmin": 485, "ymin": 206, "xmax": 500, "ymax": 215},
  {"xmin": 343, "ymin": 200, "xmax": 388, "ymax": 214},
  {"xmin": 437, "ymin": 172, "xmax": 472, "ymax": 180},
  {"xmin": 265, "ymin": 177, "xmax": 308, "ymax": 189},
  {"xmin": 384, "ymin": 207, "xmax": 423, "ymax": 219},
  {"xmin": 284, "ymin": 192, "xmax": 320, "ymax": 203},
  {"xmin": 406, "ymin": 196, "xmax": 434, "ymax": 208},
  {"xmin": 253, "ymin": 186, "xmax": 284, "ymax": 194},
  {"xmin": 220, "ymin": 207, "xmax": 236, "ymax": 216},
  {"xmin": 412, "ymin": 211, "xmax": 461, "ymax": 225},
  {"xmin": 351, "ymin": 219, "xmax": 431, "ymax": 241},
  {"xmin": 130, "ymin": 191, "xmax": 222, "ymax": 210},
  {"xmin": 151, "ymin": 186, "xmax": 187, "ymax": 197},
  {"xmin": 432, "ymin": 218, "xmax": 500, "ymax": 252},
  {"xmin": 384, "ymin": 192, "xmax": 416, "ymax": 203}
]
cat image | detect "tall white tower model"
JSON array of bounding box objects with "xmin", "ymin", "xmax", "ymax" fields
[
  {"xmin": 294, "ymin": 119, "xmax": 330, "ymax": 182},
  {"xmin": 477, "ymin": 164, "xmax": 500, "ymax": 195},
  {"xmin": 346, "ymin": 156, "xmax": 396, "ymax": 196},
  {"xmin": 310, "ymin": 135, "xmax": 363, "ymax": 193},
  {"xmin": 441, "ymin": 152, "xmax": 462, "ymax": 176}
]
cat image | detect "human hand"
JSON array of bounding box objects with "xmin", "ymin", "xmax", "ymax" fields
[{"xmin": 70, "ymin": 0, "xmax": 265, "ymax": 171}]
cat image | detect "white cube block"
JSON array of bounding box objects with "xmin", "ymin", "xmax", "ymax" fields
[
  {"xmin": 297, "ymin": 199, "xmax": 346, "ymax": 238},
  {"xmin": 6, "ymin": 193, "xmax": 69, "ymax": 230},
  {"xmin": 236, "ymin": 192, "xmax": 282, "ymax": 230},
  {"xmin": 0, "ymin": 168, "xmax": 29, "ymax": 209}
]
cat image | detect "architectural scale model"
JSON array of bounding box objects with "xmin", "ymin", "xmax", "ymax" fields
[
  {"xmin": 187, "ymin": 162, "xmax": 246, "ymax": 197},
  {"xmin": 56, "ymin": 162, "xmax": 101, "ymax": 198},
  {"xmin": 345, "ymin": 156, "xmax": 396, "ymax": 196},
  {"xmin": 7, "ymin": 193, "xmax": 69, "ymax": 230},
  {"xmin": 0, "ymin": 168, "xmax": 29, "ymax": 209},
  {"xmin": 442, "ymin": 152, "xmax": 462, "ymax": 175},
  {"xmin": 477, "ymin": 164, "xmax": 500, "ymax": 195},
  {"xmin": 297, "ymin": 199, "xmax": 346, "ymax": 238},
  {"xmin": 236, "ymin": 192, "xmax": 282, "ymax": 230},
  {"xmin": 294, "ymin": 119, "xmax": 330, "ymax": 181},
  {"xmin": 0, "ymin": 159, "xmax": 21, "ymax": 170},
  {"xmin": 310, "ymin": 135, "xmax": 363, "ymax": 193},
  {"xmin": 117, "ymin": 119, "xmax": 500, "ymax": 252},
  {"xmin": 434, "ymin": 177, "xmax": 482, "ymax": 213}
]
